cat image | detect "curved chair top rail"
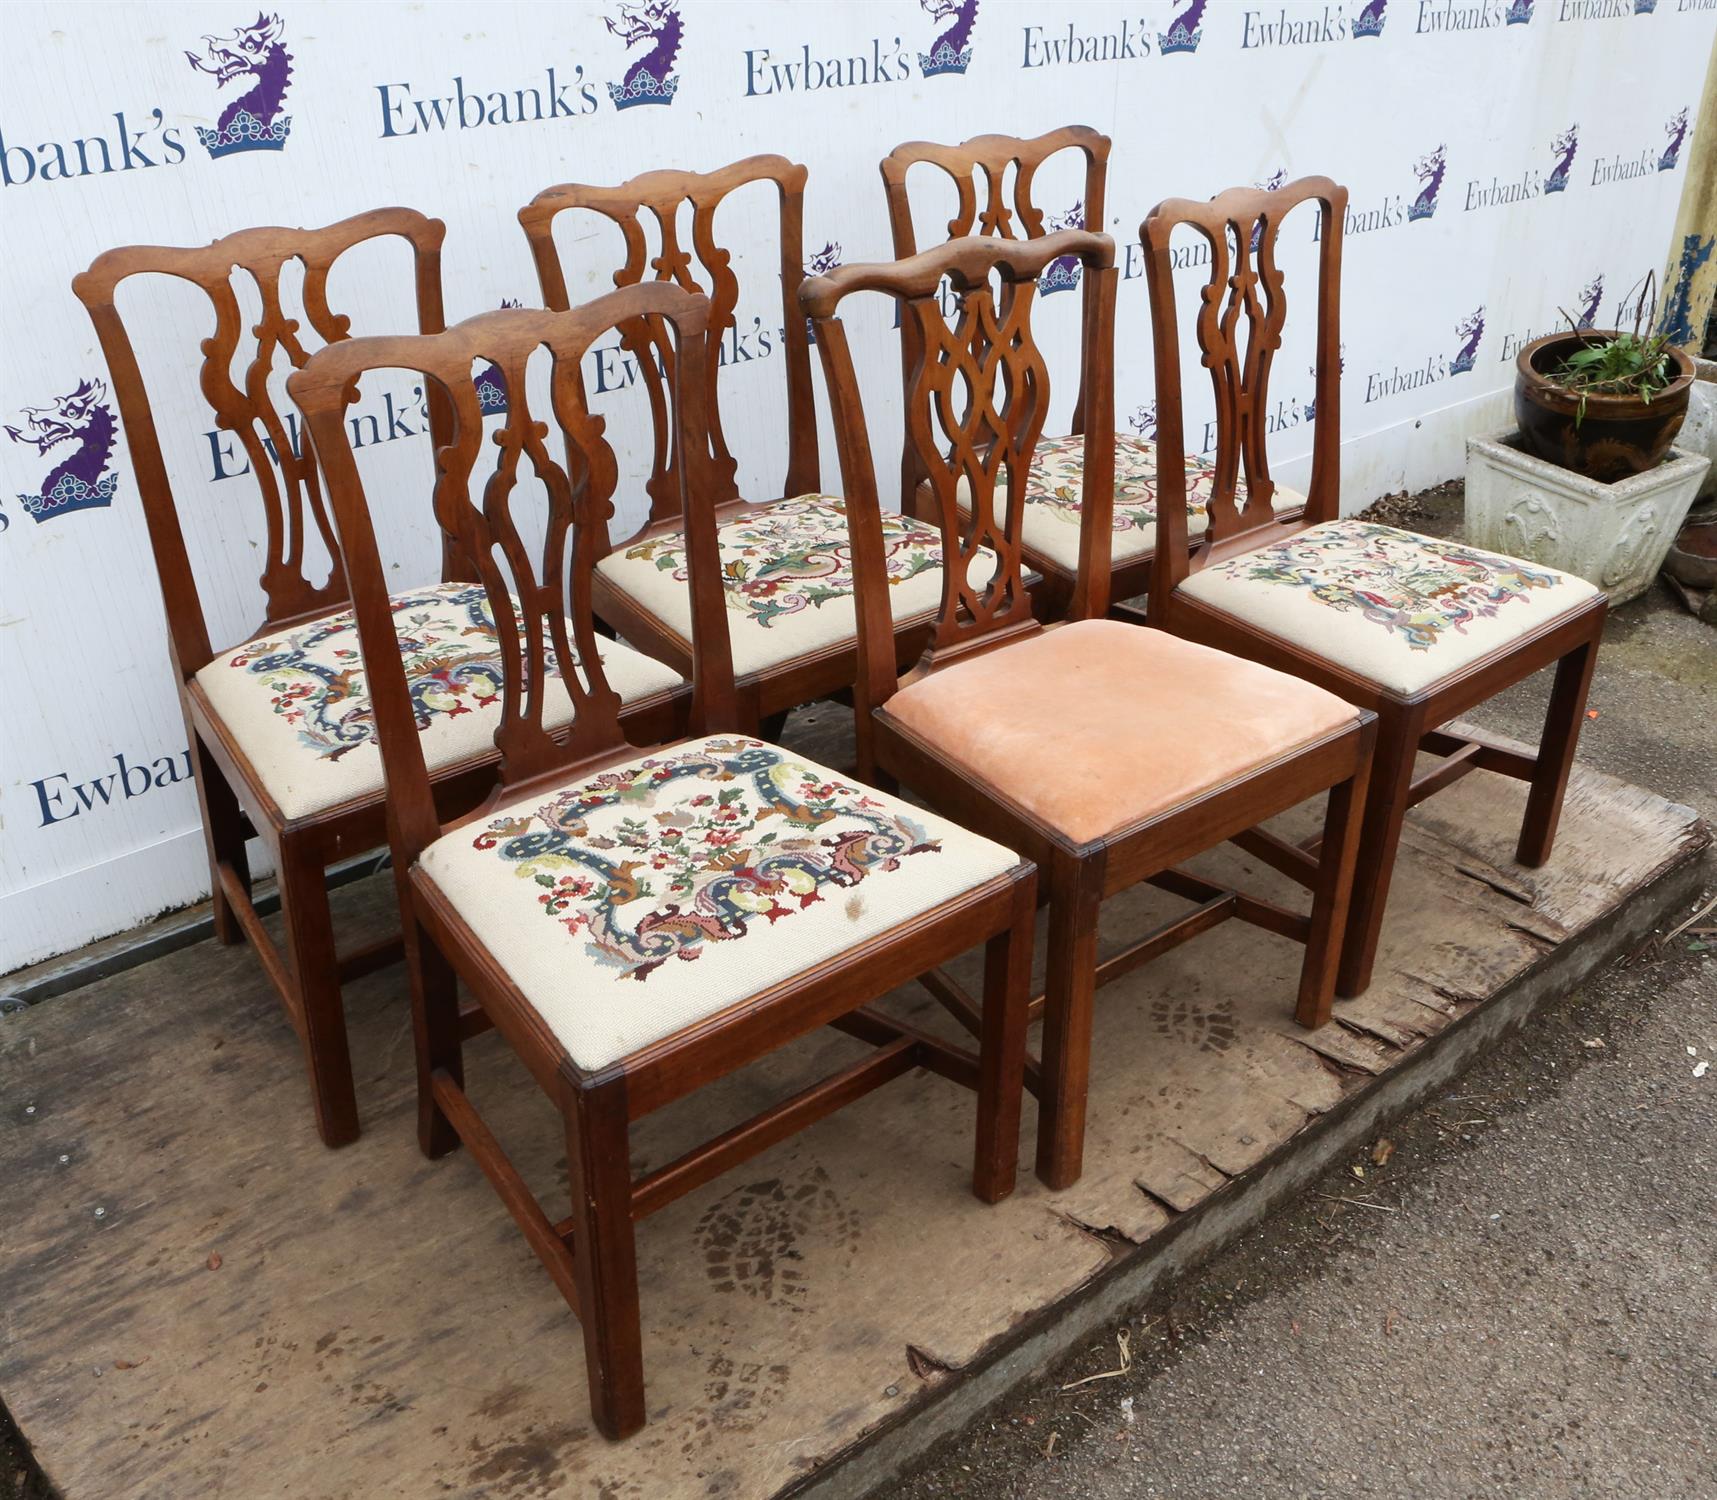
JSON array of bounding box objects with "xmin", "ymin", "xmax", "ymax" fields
[
  {"xmin": 518, "ymin": 154, "xmax": 817, "ymax": 526},
  {"xmin": 800, "ymin": 230, "xmax": 1117, "ymax": 715},
  {"xmin": 1140, "ymin": 175, "xmax": 1347, "ymax": 592},
  {"xmin": 72, "ymin": 208, "xmax": 449, "ymax": 675},
  {"xmin": 880, "ymin": 125, "xmax": 1111, "ymax": 254},
  {"xmin": 287, "ymin": 285, "xmax": 734, "ymax": 856}
]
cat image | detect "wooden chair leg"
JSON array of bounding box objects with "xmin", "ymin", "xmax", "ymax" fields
[
  {"xmin": 1297, "ymin": 742, "xmax": 1372, "ymax": 1025},
  {"xmin": 190, "ymin": 736, "xmax": 250, "ymax": 947},
  {"xmin": 565, "ymin": 1073, "xmax": 646, "ymax": 1441},
  {"xmin": 973, "ymin": 890, "xmax": 1032, "ymax": 1204},
  {"xmin": 1517, "ymin": 633, "xmax": 1599, "ymax": 868},
  {"xmin": 276, "ymin": 846, "xmax": 360, "ymax": 1149},
  {"xmin": 1336, "ymin": 709, "xmax": 1422, "ymax": 1000},
  {"xmin": 407, "ymin": 917, "xmax": 462, "ymax": 1160},
  {"xmin": 1034, "ymin": 856, "xmax": 1104, "ymax": 1192}
]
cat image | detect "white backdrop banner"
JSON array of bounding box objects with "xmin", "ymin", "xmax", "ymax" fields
[{"xmin": 2, "ymin": 0, "xmax": 1713, "ymax": 970}]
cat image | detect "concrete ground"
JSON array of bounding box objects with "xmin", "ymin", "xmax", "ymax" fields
[
  {"xmin": 3, "ymin": 487, "xmax": 1712, "ymax": 1500},
  {"xmin": 894, "ymin": 486, "xmax": 1717, "ymax": 1500}
]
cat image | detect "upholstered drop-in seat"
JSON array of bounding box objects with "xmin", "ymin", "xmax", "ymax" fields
[
  {"xmin": 195, "ymin": 582, "xmax": 684, "ymax": 820},
  {"xmin": 882, "ymin": 619, "xmax": 1361, "ymax": 847},
  {"xmin": 596, "ymin": 494, "xmax": 978, "ymax": 679},
  {"xmin": 954, "ymin": 434, "xmax": 1304, "ymax": 575},
  {"xmin": 1175, "ymin": 519, "xmax": 1604, "ymax": 696},
  {"xmin": 416, "ymin": 734, "xmax": 1023, "ymax": 1070}
]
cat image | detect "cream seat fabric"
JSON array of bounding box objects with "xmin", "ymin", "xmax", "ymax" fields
[
  {"xmin": 416, "ymin": 733, "xmax": 1022, "ymax": 1070},
  {"xmin": 595, "ymin": 493, "xmax": 965, "ymax": 679},
  {"xmin": 956, "ymin": 434, "xmax": 1304, "ymax": 574},
  {"xmin": 1175, "ymin": 519, "xmax": 1602, "ymax": 696},
  {"xmin": 195, "ymin": 581, "xmax": 683, "ymax": 820},
  {"xmin": 884, "ymin": 619, "xmax": 1361, "ymax": 848}
]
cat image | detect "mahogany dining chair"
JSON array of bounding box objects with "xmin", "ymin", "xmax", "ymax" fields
[
  {"xmin": 1140, "ymin": 176, "xmax": 1606, "ymax": 997},
  {"xmin": 520, "ymin": 155, "xmax": 978, "ymax": 734},
  {"xmin": 882, "ymin": 126, "xmax": 1302, "ymax": 620},
  {"xmin": 287, "ymin": 285, "xmax": 1035, "ymax": 1439},
  {"xmin": 801, "ymin": 229, "xmax": 1377, "ymax": 1190},
  {"xmin": 72, "ymin": 210, "xmax": 686, "ymax": 1147}
]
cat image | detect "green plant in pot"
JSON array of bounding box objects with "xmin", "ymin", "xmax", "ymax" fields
[{"xmin": 1515, "ymin": 273, "xmax": 1696, "ymax": 483}]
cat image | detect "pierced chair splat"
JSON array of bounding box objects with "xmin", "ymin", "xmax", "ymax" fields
[
  {"xmin": 520, "ymin": 156, "xmax": 965, "ymax": 730},
  {"xmin": 880, "ymin": 125, "xmax": 1301, "ymax": 620},
  {"xmin": 1141, "ymin": 175, "xmax": 1606, "ymax": 997},
  {"xmin": 73, "ymin": 210, "xmax": 683, "ymax": 1148},
  {"xmin": 802, "ymin": 230, "xmax": 1377, "ymax": 1191},
  {"xmin": 287, "ymin": 285, "xmax": 1036, "ymax": 1441}
]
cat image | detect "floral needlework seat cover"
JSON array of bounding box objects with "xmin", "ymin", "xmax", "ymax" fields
[
  {"xmin": 595, "ymin": 494, "xmax": 976, "ymax": 678},
  {"xmin": 194, "ymin": 582, "xmax": 683, "ymax": 820},
  {"xmin": 416, "ymin": 734, "xmax": 1022, "ymax": 1070},
  {"xmin": 1175, "ymin": 519, "xmax": 1602, "ymax": 695},
  {"xmin": 955, "ymin": 435, "xmax": 1305, "ymax": 576}
]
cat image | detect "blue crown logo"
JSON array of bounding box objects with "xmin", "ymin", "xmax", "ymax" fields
[
  {"xmin": 1449, "ymin": 351, "xmax": 1477, "ymax": 376},
  {"xmin": 607, "ymin": 69, "xmax": 679, "ymax": 109},
  {"xmin": 1158, "ymin": 22, "xmax": 1202, "ymax": 54},
  {"xmin": 1406, "ymin": 200, "xmax": 1436, "ymax": 223},
  {"xmin": 1634, "ymin": 0, "xmax": 1656, "ymax": 13},
  {"xmin": 1352, "ymin": 3, "xmax": 1388, "ymax": 39},
  {"xmin": 1505, "ymin": 0, "xmax": 1534, "ymax": 21},
  {"xmin": 21, "ymin": 471, "xmax": 119, "ymax": 521},
  {"xmin": 193, "ymin": 109, "xmax": 292, "ymax": 159},
  {"xmin": 918, "ymin": 39, "xmax": 973, "ymax": 76},
  {"xmin": 1037, "ymin": 260, "xmax": 1081, "ymax": 297}
]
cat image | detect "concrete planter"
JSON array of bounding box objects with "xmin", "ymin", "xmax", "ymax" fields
[
  {"xmin": 1679, "ymin": 356, "xmax": 1717, "ymax": 505},
  {"xmin": 1465, "ymin": 431, "xmax": 1711, "ymax": 607}
]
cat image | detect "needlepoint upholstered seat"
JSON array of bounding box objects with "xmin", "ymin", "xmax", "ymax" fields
[
  {"xmin": 417, "ymin": 733, "xmax": 1019, "ymax": 1070},
  {"xmin": 196, "ymin": 583, "xmax": 683, "ymax": 820},
  {"xmin": 883, "ymin": 619, "xmax": 1358, "ymax": 847},
  {"xmin": 1174, "ymin": 519, "xmax": 1602, "ymax": 697}
]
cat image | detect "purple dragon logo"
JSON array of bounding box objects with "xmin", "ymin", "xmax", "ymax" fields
[
  {"xmin": 1038, "ymin": 203, "xmax": 1085, "ymax": 295},
  {"xmin": 1353, "ymin": 0, "xmax": 1389, "ymax": 39},
  {"xmin": 185, "ymin": 12, "xmax": 293, "ymax": 159},
  {"xmin": 5, "ymin": 379, "xmax": 119, "ymax": 524},
  {"xmin": 1408, "ymin": 146, "xmax": 1446, "ymax": 222},
  {"xmin": 803, "ymin": 243, "xmax": 842, "ymax": 341},
  {"xmin": 474, "ymin": 300, "xmax": 523, "ymax": 414},
  {"xmin": 1303, "ymin": 345, "xmax": 1345, "ymax": 422},
  {"xmin": 920, "ymin": 0, "xmax": 978, "ymax": 77},
  {"xmin": 1660, "ymin": 108, "xmax": 1689, "ymax": 172},
  {"xmin": 1128, "ymin": 401, "xmax": 1158, "ymax": 441},
  {"xmin": 1506, "ymin": 0, "xmax": 1535, "ymax": 21},
  {"xmin": 1250, "ymin": 170, "xmax": 1286, "ymax": 251},
  {"xmin": 606, "ymin": 1, "xmax": 683, "ymax": 109},
  {"xmin": 1574, "ymin": 274, "xmax": 1604, "ymax": 331},
  {"xmin": 1159, "ymin": 0, "xmax": 1206, "ymax": 54},
  {"xmin": 1545, "ymin": 126, "xmax": 1578, "ymax": 195},
  {"xmin": 1450, "ymin": 308, "xmax": 1485, "ymax": 376}
]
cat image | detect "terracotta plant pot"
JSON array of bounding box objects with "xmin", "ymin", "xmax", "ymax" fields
[{"xmin": 1514, "ymin": 331, "xmax": 1695, "ymax": 483}]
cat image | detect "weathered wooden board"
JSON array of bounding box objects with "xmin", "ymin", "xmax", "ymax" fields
[{"xmin": 0, "ymin": 745, "xmax": 1705, "ymax": 1500}]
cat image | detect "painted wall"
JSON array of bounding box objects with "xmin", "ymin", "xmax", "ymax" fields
[{"xmin": 2, "ymin": 0, "xmax": 1713, "ymax": 972}]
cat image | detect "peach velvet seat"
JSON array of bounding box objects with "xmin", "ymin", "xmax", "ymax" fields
[{"xmin": 882, "ymin": 619, "xmax": 1363, "ymax": 847}]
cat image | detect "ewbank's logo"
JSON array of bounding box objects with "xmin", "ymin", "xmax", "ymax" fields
[
  {"xmin": 1159, "ymin": 0, "xmax": 1207, "ymax": 53},
  {"xmin": 920, "ymin": 0, "xmax": 978, "ymax": 77},
  {"xmin": 1409, "ymin": 146, "xmax": 1446, "ymax": 221},
  {"xmin": 1506, "ymin": 0, "xmax": 1535, "ymax": 20},
  {"xmin": 1574, "ymin": 274, "xmax": 1604, "ymax": 330},
  {"xmin": 1662, "ymin": 234, "xmax": 1714, "ymax": 346},
  {"xmin": 1038, "ymin": 204, "xmax": 1085, "ymax": 295},
  {"xmin": 186, "ymin": 12, "xmax": 293, "ymax": 158},
  {"xmin": 1660, "ymin": 109, "xmax": 1688, "ymax": 171},
  {"xmin": 474, "ymin": 301, "xmax": 523, "ymax": 414},
  {"xmin": 1450, "ymin": 308, "xmax": 1485, "ymax": 374},
  {"xmin": 1353, "ymin": 0, "xmax": 1389, "ymax": 37},
  {"xmin": 5, "ymin": 379, "xmax": 120, "ymax": 524},
  {"xmin": 1545, "ymin": 126, "xmax": 1578, "ymax": 194},
  {"xmin": 606, "ymin": 1, "xmax": 683, "ymax": 109}
]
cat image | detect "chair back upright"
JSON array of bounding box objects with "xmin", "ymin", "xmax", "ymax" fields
[
  {"xmin": 881, "ymin": 126, "xmax": 1111, "ymax": 505},
  {"xmin": 286, "ymin": 286, "xmax": 735, "ymax": 873},
  {"xmin": 519, "ymin": 156, "xmax": 819, "ymax": 538},
  {"xmin": 801, "ymin": 231, "xmax": 1116, "ymax": 754},
  {"xmin": 72, "ymin": 210, "xmax": 453, "ymax": 679},
  {"xmin": 1140, "ymin": 176, "xmax": 1348, "ymax": 619}
]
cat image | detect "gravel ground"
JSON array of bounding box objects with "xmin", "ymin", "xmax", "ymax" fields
[{"xmin": 3, "ymin": 488, "xmax": 1711, "ymax": 1500}]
